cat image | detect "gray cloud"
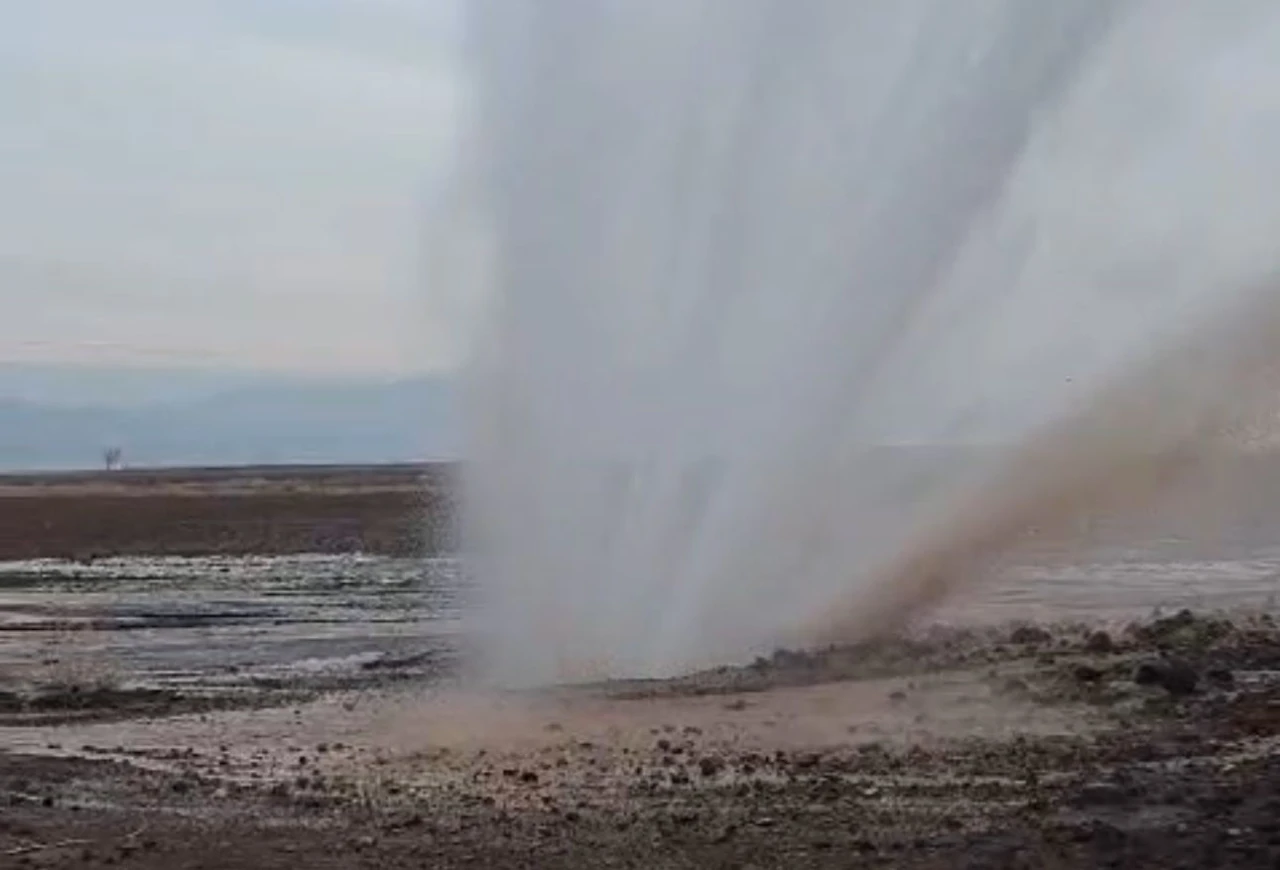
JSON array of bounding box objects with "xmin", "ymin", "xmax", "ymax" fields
[{"xmin": 0, "ymin": 0, "xmax": 463, "ymax": 373}]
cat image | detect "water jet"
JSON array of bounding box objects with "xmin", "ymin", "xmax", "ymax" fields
[{"xmin": 456, "ymin": 0, "xmax": 1280, "ymax": 686}]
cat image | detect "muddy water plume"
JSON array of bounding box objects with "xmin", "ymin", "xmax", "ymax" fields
[{"xmin": 805, "ymin": 288, "xmax": 1280, "ymax": 646}]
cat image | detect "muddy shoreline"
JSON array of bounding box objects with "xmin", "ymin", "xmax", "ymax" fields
[{"xmin": 3, "ymin": 609, "xmax": 1279, "ymax": 868}]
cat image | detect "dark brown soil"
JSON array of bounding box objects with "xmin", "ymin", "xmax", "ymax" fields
[
  {"xmin": 0, "ymin": 463, "xmax": 455, "ymax": 559},
  {"xmin": 3, "ymin": 611, "xmax": 1278, "ymax": 869},
  {"xmin": 3, "ymin": 751, "xmax": 1275, "ymax": 870}
]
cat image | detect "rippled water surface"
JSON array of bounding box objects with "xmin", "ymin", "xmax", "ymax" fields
[
  {"xmin": 0, "ymin": 555, "xmax": 462, "ymax": 689},
  {"xmin": 1, "ymin": 537, "xmax": 1278, "ymax": 691}
]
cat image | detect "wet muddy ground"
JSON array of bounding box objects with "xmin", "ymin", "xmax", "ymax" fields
[
  {"xmin": 3, "ymin": 537, "xmax": 1278, "ymax": 724},
  {"xmin": 0, "ymin": 555, "xmax": 466, "ymax": 733},
  {"xmin": 3, "ymin": 609, "xmax": 1280, "ymax": 868},
  {"xmin": 2, "ymin": 463, "xmax": 1280, "ymax": 866}
]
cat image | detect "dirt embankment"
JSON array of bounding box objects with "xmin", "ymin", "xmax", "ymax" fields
[{"xmin": 0, "ymin": 463, "xmax": 456, "ymax": 560}]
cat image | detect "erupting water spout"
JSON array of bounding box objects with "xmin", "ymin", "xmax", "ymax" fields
[{"xmin": 454, "ymin": 0, "xmax": 1280, "ymax": 686}]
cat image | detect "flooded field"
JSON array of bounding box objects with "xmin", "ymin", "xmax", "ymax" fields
[
  {"xmin": 1, "ymin": 533, "xmax": 1278, "ymax": 705},
  {"xmin": 0, "ymin": 555, "xmax": 463, "ymax": 707}
]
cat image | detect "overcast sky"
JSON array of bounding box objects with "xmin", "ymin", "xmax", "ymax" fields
[{"xmin": 0, "ymin": 0, "xmax": 465, "ymax": 375}]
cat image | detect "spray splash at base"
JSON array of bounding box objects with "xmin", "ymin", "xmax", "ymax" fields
[{"xmin": 454, "ymin": 1, "xmax": 1280, "ymax": 686}]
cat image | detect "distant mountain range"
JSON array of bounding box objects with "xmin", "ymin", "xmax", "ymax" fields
[{"xmin": 0, "ymin": 364, "xmax": 456, "ymax": 471}]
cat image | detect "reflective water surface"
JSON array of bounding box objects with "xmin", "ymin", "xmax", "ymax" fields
[{"xmin": 1, "ymin": 530, "xmax": 1277, "ymax": 693}]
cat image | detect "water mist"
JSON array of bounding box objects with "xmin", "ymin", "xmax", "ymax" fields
[{"xmin": 454, "ymin": 0, "xmax": 1280, "ymax": 686}]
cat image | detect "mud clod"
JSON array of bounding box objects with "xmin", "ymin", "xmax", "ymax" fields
[
  {"xmin": 697, "ymin": 755, "xmax": 725, "ymax": 778},
  {"xmin": 1085, "ymin": 631, "xmax": 1116, "ymax": 654},
  {"xmin": 1134, "ymin": 659, "xmax": 1199, "ymax": 696},
  {"xmin": 1011, "ymin": 625, "xmax": 1053, "ymax": 645},
  {"xmin": 1073, "ymin": 664, "xmax": 1105, "ymax": 684}
]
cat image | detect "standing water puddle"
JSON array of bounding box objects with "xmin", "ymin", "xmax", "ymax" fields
[
  {"xmin": 0, "ymin": 542, "xmax": 1277, "ymax": 695},
  {"xmin": 0, "ymin": 554, "xmax": 464, "ymax": 694}
]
